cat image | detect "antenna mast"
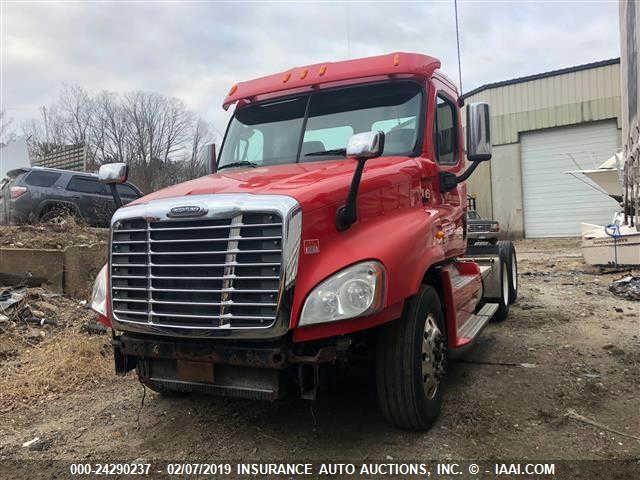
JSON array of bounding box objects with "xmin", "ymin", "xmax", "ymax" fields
[{"xmin": 454, "ymin": 0, "xmax": 463, "ymax": 96}]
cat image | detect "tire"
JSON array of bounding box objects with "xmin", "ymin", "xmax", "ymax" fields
[
  {"xmin": 375, "ymin": 285, "xmax": 447, "ymax": 430},
  {"xmin": 39, "ymin": 204, "xmax": 79, "ymax": 224},
  {"xmin": 507, "ymin": 243, "xmax": 518, "ymax": 303},
  {"xmin": 496, "ymin": 240, "xmax": 518, "ymax": 304},
  {"xmin": 491, "ymin": 259, "xmax": 510, "ymax": 322}
]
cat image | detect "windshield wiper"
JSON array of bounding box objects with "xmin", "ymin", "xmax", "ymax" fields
[
  {"xmin": 217, "ymin": 161, "xmax": 259, "ymax": 171},
  {"xmin": 304, "ymin": 148, "xmax": 346, "ymax": 157}
]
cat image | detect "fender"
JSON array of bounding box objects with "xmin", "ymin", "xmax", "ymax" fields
[{"xmin": 290, "ymin": 201, "xmax": 448, "ymax": 342}]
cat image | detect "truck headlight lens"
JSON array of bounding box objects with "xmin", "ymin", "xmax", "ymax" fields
[
  {"xmin": 299, "ymin": 261, "xmax": 385, "ymax": 326},
  {"xmin": 90, "ymin": 264, "xmax": 108, "ymax": 316}
]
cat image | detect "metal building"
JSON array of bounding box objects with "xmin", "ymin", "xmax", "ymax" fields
[
  {"xmin": 620, "ymin": 0, "xmax": 639, "ymax": 230},
  {"xmin": 463, "ymin": 59, "xmax": 622, "ymax": 238}
]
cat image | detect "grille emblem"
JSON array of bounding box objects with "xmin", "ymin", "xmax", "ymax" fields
[{"xmin": 167, "ymin": 205, "xmax": 208, "ymax": 218}]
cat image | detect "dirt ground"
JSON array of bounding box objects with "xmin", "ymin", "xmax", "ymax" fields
[{"xmin": 0, "ymin": 239, "xmax": 638, "ymax": 476}]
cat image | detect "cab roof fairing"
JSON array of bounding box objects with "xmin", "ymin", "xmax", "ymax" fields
[{"xmin": 222, "ymin": 52, "xmax": 442, "ymax": 111}]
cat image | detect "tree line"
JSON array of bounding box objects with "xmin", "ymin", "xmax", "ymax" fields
[{"xmin": 22, "ymin": 85, "xmax": 219, "ymax": 193}]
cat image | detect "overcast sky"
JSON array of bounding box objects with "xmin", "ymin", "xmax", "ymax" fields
[{"xmin": 2, "ymin": 1, "xmax": 621, "ymax": 137}]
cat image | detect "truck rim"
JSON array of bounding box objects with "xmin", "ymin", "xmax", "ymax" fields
[
  {"xmin": 421, "ymin": 313, "xmax": 445, "ymax": 399},
  {"xmin": 511, "ymin": 255, "xmax": 518, "ymax": 291}
]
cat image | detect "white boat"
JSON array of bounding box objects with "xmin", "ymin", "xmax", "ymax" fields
[
  {"xmin": 581, "ymin": 215, "xmax": 640, "ymax": 266},
  {"xmin": 566, "ymin": 152, "xmax": 624, "ymax": 200}
]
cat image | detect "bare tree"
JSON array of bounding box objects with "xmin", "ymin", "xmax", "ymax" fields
[
  {"xmin": 186, "ymin": 119, "xmax": 214, "ymax": 179},
  {"xmin": 0, "ymin": 109, "xmax": 16, "ymax": 146},
  {"xmin": 23, "ymin": 105, "xmax": 67, "ymax": 158},
  {"xmin": 22, "ymin": 84, "xmax": 217, "ymax": 193},
  {"xmin": 58, "ymin": 84, "xmax": 92, "ymax": 146}
]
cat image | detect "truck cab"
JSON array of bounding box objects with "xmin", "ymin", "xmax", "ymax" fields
[{"xmin": 90, "ymin": 52, "xmax": 517, "ymax": 430}]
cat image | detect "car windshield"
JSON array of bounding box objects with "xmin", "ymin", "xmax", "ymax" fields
[{"xmin": 218, "ymin": 81, "xmax": 423, "ymax": 169}]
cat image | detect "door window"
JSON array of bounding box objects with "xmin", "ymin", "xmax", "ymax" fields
[
  {"xmin": 116, "ymin": 183, "xmax": 140, "ymax": 198},
  {"xmin": 66, "ymin": 176, "xmax": 109, "ymax": 195},
  {"xmin": 433, "ymin": 95, "xmax": 458, "ymax": 165},
  {"xmin": 24, "ymin": 171, "xmax": 61, "ymax": 187}
]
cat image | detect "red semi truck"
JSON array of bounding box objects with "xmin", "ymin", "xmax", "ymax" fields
[{"xmin": 90, "ymin": 52, "xmax": 518, "ymax": 430}]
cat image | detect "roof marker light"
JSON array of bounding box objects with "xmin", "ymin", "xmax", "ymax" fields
[
  {"xmin": 228, "ymin": 84, "xmax": 238, "ymax": 95},
  {"xmin": 283, "ymin": 72, "xmax": 291, "ymax": 82},
  {"xmin": 393, "ymin": 54, "xmax": 400, "ymax": 66},
  {"xmin": 299, "ymin": 68, "xmax": 308, "ymax": 79},
  {"xmin": 318, "ymin": 65, "xmax": 327, "ymax": 76}
]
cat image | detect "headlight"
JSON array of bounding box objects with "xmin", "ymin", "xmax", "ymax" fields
[
  {"xmin": 90, "ymin": 264, "xmax": 108, "ymax": 316},
  {"xmin": 299, "ymin": 261, "xmax": 385, "ymax": 326}
]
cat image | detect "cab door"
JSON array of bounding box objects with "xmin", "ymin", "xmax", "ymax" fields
[{"xmin": 430, "ymin": 81, "xmax": 467, "ymax": 257}]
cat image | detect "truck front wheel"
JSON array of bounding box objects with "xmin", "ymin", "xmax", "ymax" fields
[{"xmin": 375, "ymin": 285, "xmax": 447, "ymax": 430}]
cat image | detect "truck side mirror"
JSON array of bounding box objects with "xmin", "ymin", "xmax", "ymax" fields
[
  {"xmin": 98, "ymin": 162, "xmax": 128, "ymax": 209},
  {"xmin": 207, "ymin": 143, "xmax": 217, "ymax": 174},
  {"xmin": 346, "ymin": 131, "xmax": 385, "ymax": 159},
  {"xmin": 466, "ymin": 102, "xmax": 492, "ymax": 162},
  {"xmin": 98, "ymin": 162, "xmax": 128, "ymax": 184},
  {"xmin": 336, "ymin": 131, "xmax": 385, "ymax": 231}
]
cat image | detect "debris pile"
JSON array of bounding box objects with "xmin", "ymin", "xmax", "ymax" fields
[
  {"xmin": 0, "ymin": 216, "xmax": 107, "ymax": 250},
  {"xmin": 0, "ymin": 287, "xmax": 111, "ymax": 410},
  {"xmin": 609, "ymin": 276, "xmax": 640, "ymax": 301}
]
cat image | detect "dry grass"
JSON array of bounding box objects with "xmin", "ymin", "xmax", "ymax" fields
[
  {"xmin": 0, "ymin": 288, "xmax": 113, "ymax": 411},
  {"xmin": 0, "ymin": 331, "xmax": 112, "ymax": 410}
]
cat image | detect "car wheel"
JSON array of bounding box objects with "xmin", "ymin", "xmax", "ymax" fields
[
  {"xmin": 40, "ymin": 205, "xmax": 78, "ymax": 224},
  {"xmin": 376, "ymin": 285, "xmax": 447, "ymax": 430}
]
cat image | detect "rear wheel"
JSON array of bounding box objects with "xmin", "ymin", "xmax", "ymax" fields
[
  {"xmin": 507, "ymin": 243, "xmax": 518, "ymax": 303},
  {"xmin": 39, "ymin": 204, "xmax": 79, "ymax": 224},
  {"xmin": 491, "ymin": 259, "xmax": 510, "ymax": 322},
  {"xmin": 376, "ymin": 285, "xmax": 447, "ymax": 430},
  {"xmin": 496, "ymin": 240, "xmax": 518, "ymax": 304}
]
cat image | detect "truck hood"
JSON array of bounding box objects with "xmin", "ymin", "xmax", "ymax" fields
[{"xmin": 130, "ymin": 158, "xmax": 410, "ymax": 213}]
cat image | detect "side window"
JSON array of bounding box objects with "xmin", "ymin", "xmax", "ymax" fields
[
  {"xmin": 433, "ymin": 95, "xmax": 458, "ymax": 165},
  {"xmin": 116, "ymin": 184, "xmax": 139, "ymax": 198},
  {"xmin": 66, "ymin": 176, "xmax": 109, "ymax": 195},
  {"xmin": 24, "ymin": 171, "xmax": 61, "ymax": 187}
]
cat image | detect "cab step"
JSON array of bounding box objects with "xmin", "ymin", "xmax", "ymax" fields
[{"xmin": 456, "ymin": 302, "xmax": 499, "ymax": 343}]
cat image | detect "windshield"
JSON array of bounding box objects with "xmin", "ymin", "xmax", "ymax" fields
[{"xmin": 218, "ymin": 81, "xmax": 423, "ymax": 169}]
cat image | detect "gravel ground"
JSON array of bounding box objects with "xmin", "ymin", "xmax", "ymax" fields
[{"xmin": 0, "ymin": 239, "xmax": 638, "ymax": 478}]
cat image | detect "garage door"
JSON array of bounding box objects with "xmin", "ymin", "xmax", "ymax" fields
[{"xmin": 521, "ymin": 121, "xmax": 620, "ymax": 237}]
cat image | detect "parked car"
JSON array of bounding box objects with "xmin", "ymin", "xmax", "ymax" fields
[
  {"xmin": 0, "ymin": 166, "xmax": 142, "ymax": 227},
  {"xmin": 466, "ymin": 209, "xmax": 500, "ymax": 244}
]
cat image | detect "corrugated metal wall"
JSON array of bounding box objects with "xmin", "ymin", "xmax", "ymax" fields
[
  {"xmin": 463, "ymin": 62, "xmax": 621, "ymax": 146},
  {"xmin": 460, "ymin": 61, "xmax": 622, "ymax": 235}
]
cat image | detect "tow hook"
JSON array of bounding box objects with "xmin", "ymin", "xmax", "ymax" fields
[{"xmin": 289, "ymin": 346, "xmax": 338, "ymax": 400}]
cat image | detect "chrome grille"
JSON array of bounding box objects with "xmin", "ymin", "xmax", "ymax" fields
[
  {"xmin": 468, "ymin": 223, "xmax": 492, "ymax": 233},
  {"xmin": 110, "ymin": 212, "xmax": 283, "ymax": 330}
]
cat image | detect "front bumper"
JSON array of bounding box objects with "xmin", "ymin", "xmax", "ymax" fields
[{"xmin": 113, "ymin": 333, "xmax": 341, "ymax": 400}]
